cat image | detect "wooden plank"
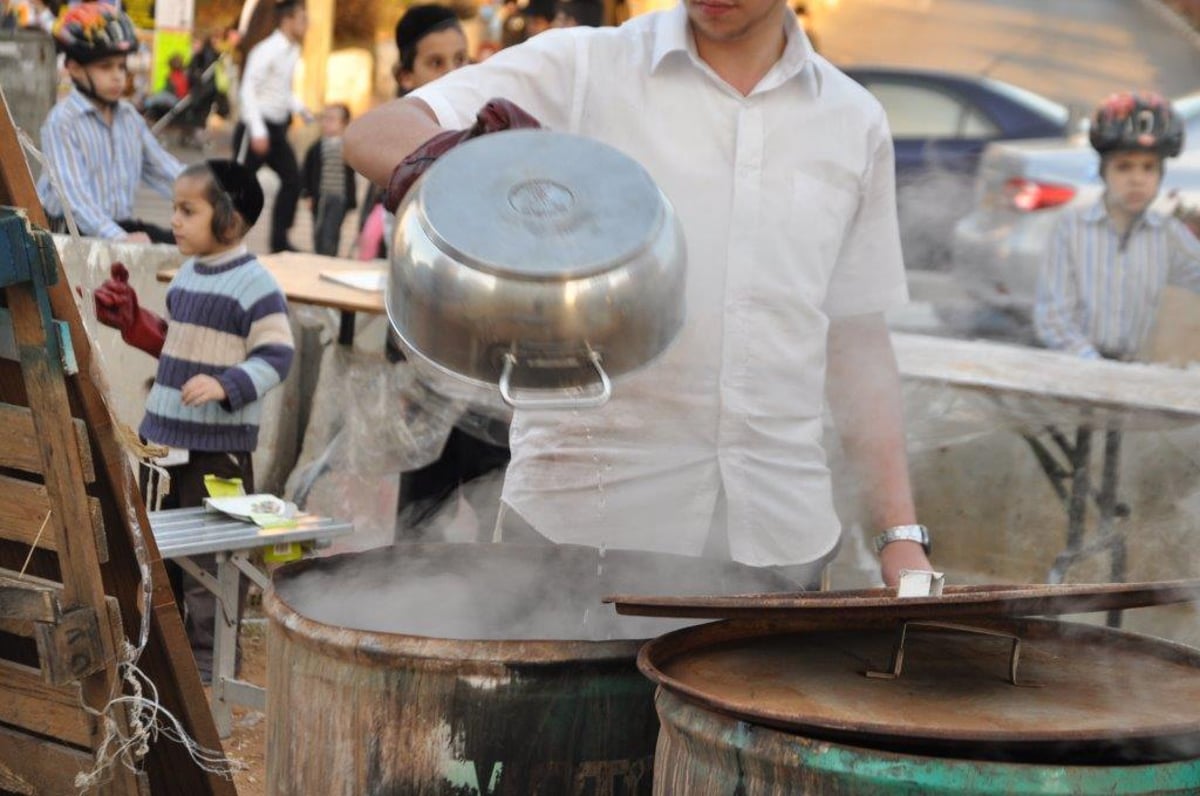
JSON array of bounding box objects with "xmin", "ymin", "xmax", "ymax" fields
[
  {"xmin": 0, "ymin": 570, "xmax": 59, "ymax": 623},
  {"xmin": 0, "ymin": 722, "xmax": 95, "ymax": 795},
  {"xmin": 33, "ymin": 604, "xmax": 107, "ymax": 686},
  {"xmin": 0, "ymin": 306, "xmax": 79, "ymax": 376},
  {"xmin": 0, "ymin": 87, "xmax": 234, "ymax": 795},
  {"xmin": 0, "ymin": 401, "xmax": 94, "ymax": 482},
  {"xmin": 0, "ymin": 658, "xmax": 91, "ymax": 747},
  {"xmin": 0, "ymin": 474, "xmax": 108, "ymax": 563}
]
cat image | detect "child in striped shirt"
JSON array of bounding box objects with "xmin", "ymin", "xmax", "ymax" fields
[
  {"xmin": 94, "ymin": 159, "xmax": 294, "ymax": 678},
  {"xmin": 1035, "ymin": 91, "xmax": 1200, "ymax": 360}
]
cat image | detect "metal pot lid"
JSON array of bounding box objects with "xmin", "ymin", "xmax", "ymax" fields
[
  {"xmin": 640, "ymin": 616, "xmax": 1200, "ymax": 762},
  {"xmin": 415, "ymin": 130, "xmax": 665, "ymax": 280},
  {"xmin": 605, "ymin": 579, "xmax": 1200, "ymax": 621}
]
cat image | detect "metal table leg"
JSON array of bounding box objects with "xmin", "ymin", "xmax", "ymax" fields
[
  {"xmin": 1047, "ymin": 425, "xmax": 1093, "ymax": 585},
  {"xmin": 337, "ymin": 310, "xmax": 356, "ymax": 346},
  {"xmin": 1097, "ymin": 428, "xmax": 1127, "ymax": 627},
  {"xmin": 1032, "ymin": 423, "xmax": 1130, "ymax": 626},
  {"xmin": 210, "ymin": 552, "xmax": 240, "ymax": 738}
]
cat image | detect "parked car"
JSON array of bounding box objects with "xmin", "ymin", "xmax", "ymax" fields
[
  {"xmin": 948, "ymin": 92, "xmax": 1200, "ymax": 339},
  {"xmin": 842, "ymin": 67, "xmax": 1074, "ymax": 270}
]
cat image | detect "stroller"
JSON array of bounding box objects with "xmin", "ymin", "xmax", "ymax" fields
[{"xmin": 147, "ymin": 49, "xmax": 230, "ymax": 147}]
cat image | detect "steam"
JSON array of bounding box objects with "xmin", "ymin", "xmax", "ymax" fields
[{"xmin": 275, "ymin": 542, "xmax": 794, "ymax": 642}]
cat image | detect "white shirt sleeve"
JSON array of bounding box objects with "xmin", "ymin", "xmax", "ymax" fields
[
  {"xmin": 821, "ymin": 113, "xmax": 909, "ymax": 317},
  {"xmin": 239, "ymin": 34, "xmax": 275, "ymax": 139},
  {"xmin": 409, "ymin": 29, "xmax": 582, "ymax": 133}
]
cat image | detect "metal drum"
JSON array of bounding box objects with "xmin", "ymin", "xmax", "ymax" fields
[
  {"xmin": 264, "ymin": 543, "xmax": 794, "ymax": 796},
  {"xmin": 639, "ymin": 617, "xmax": 1200, "ymax": 795}
]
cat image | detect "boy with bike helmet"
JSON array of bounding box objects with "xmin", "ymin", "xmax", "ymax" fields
[
  {"xmin": 1035, "ymin": 90, "xmax": 1200, "ymax": 360},
  {"xmin": 35, "ymin": 1, "xmax": 183, "ymax": 243}
]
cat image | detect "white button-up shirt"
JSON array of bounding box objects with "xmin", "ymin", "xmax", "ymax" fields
[
  {"xmin": 239, "ymin": 29, "xmax": 306, "ymax": 139},
  {"xmin": 412, "ymin": 3, "xmax": 907, "ymax": 566}
]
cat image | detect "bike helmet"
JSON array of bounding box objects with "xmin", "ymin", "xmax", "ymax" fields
[
  {"xmin": 1089, "ymin": 91, "xmax": 1184, "ymax": 159},
  {"xmin": 53, "ymin": 2, "xmax": 139, "ymax": 65}
]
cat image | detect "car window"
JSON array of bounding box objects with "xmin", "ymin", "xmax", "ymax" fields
[{"xmin": 866, "ymin": 82, "xmax": 1000, "ymax": 139}]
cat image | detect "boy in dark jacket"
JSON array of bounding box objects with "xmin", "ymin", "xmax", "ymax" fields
[{"xmin": 301, "ymin": 103, "xmax": 358, "ymax": 256}]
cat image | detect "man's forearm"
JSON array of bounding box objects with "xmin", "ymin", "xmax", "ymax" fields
[
  {"xmin": 343, "ymin": 97, "xmax": 445, "ymax": 187},
  {"xmin": 826, "ymin": 313, "xmax": 916, "ymax": 531}
]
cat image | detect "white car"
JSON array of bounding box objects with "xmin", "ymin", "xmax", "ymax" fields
[{"xmin": 947, "ymin": 92, "xmax": 1200, "ymax": 340}]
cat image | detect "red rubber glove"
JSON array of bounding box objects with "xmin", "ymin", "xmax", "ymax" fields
[
  {"xmin": 94, "ymin": 262, "xmax": 168, "ymax": 358},
  {"xmin": 383, "ymin": 98, "xmax": 542, "ymax": 213}
]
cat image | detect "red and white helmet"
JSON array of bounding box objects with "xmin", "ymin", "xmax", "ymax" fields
[{"xmin": 1089, "ymin": 91, "xmax": 1184, "ymax": 159}]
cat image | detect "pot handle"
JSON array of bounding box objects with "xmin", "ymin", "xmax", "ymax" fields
[{"xmin": 499, "ymin": 350, "xmax": 613, "ymax": 410}]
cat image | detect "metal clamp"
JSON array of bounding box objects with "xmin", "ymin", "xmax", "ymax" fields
[
  {"xmin": 498, "ymin": 349, "xmax": 612, "ymax": 410},
  {"xmin": 865, "ymin": 620, "xmax": 1041, "ymax": 688}
]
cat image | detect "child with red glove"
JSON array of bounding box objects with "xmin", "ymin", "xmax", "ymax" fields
[{"xmin": 94, "ymin": 159, "xmax": 294, "ymax": 679}]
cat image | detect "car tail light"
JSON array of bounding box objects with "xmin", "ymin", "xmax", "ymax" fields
[{"xmin": 1004, "ymin": 178, "xmax": 1076, "ymax": 212}]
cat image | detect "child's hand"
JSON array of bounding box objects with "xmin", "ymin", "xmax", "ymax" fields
[{"xmin": 180, "ymin": 374, "xmax": 227, "ymax": 406}]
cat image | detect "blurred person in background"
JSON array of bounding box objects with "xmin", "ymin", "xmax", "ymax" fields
[
  {"xmin": 185, "ymin": 28, "xmax": 236, "ymax": 133},
  {"xmin": 233, "ymin": 0, "xmax": 310, "ymax": 253},
  {"xmin": 1035, "ymin": 91, "xmax": 1200, "ymax": 361},
  {"xmin": 301, "ymin": 103, "xmax": 357, "ymax": 256},
  {"xmin": 357, "ymin": 2, "xmax": 468, "ymax": 261},
  {"xmin": 359, "ymin": 3, "xmax": 510, "ymax": 539},
  {"xmin": 345, "ymin": 0, "xmax": 934, "ymax": 587},
  {"xmin": 555, "ymin": 0, "xmax": 603, "ymax": 28},
  {"xmin": 36, "ymin": 2, "xmax": 182, "ymax": 243},
  {"xmin": 501, "ymin": 0, "xmax": 555, "ymax": 45}
]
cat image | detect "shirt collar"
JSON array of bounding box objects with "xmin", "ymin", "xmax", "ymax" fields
[
  {"xmin": 1085, "ymin": 196, "xmax": 1164, "ymax": 228},
  {"xmin": 650, "ymin": 2, "xmax": 819, "ymax": 94},
  {"xmin": 65, "ymin": 87, "xmax": 102, "ymax": 117}
]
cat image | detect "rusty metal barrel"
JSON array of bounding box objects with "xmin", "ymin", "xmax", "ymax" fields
[
  {"xmin": 264, "ymin": 542, "xmax": 793, "ymax": 795},
  {"xmin": 640, "ymin": 617, "xmax": 1200, "ymax": 795}
]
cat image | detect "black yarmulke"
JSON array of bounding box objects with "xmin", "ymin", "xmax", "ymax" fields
[
  {"xmin": 395, "ymin": 4, "xmax": 459, "ymax": 55},
  {"xmin": 208, "ymin": 159, "xmax": 265, "ymax": 226}
]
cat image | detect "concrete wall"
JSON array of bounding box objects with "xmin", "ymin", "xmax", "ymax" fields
[{"xmin": 0, "ymin": 29, "xmax": 56, "ymax": 149}]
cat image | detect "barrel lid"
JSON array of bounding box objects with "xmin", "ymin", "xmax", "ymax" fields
[
  {"xmin": 605, "ymin": 579, "xmax": 1200, "ymax": 622},
  {"xmin": 639, "ymin": 617, "xmax": 1200, "ymax": 762},
  {"xmin": 416, "ymin": 130, "xmax": 664, "ymax": 280}
]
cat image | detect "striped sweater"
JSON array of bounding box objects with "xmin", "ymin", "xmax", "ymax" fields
[{"xmin": 139, "ymin": 247, "xmax": 295, "ymax": 452}]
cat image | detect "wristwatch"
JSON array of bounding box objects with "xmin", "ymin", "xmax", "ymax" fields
[{"xmin": 873, "ymin": 524, "xmax": 931, "ymax": 555}]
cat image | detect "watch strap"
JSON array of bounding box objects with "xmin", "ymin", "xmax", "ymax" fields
[{"xmin": 873, "ymin": 524, "xmax": 930, "ymax": 555}]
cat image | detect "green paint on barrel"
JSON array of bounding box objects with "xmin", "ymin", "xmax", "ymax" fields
[{"xmin": 653, "ymin": 669, "xmax": 1200, "ymax": 795}]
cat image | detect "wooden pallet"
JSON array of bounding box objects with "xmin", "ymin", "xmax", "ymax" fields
[{"xmin": 0, "ymin": 89, "xmax": 236, "ymax": 794}]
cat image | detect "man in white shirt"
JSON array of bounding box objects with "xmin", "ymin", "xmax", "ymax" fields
[
  {"xmin": 344, "ymin": 0, "xmax": 932, "ymax": 588},
  {"xmin": 233, "ymin": 0, "xmax": 310, "ymax": 252}
]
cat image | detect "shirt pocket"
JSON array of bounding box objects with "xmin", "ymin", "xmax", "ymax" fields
[{"xmin": 790, "ymin": 168, "xmax": 861, "ymax": 285}]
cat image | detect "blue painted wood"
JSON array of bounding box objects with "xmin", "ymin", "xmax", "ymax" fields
[{"xmin": 0, "ymin": 307, "xmax": 77, "ymax": 375}]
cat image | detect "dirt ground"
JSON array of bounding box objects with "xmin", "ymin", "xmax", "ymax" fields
[{"xmin": 215, "ymin": 608, "xmax": 268, "ymax": 796}]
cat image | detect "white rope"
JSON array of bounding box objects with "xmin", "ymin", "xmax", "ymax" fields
[{"xmin": 73, "ymin": 642, "xmax": 245, "ymax": 792}]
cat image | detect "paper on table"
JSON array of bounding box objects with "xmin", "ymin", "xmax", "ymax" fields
[
  {"xmin": 319, "ymin": 269, "xmax": 386, "ymax": 292},
  {"xmin": 205, "ymin": 494, "xmax": 299, "ymax": 529}
]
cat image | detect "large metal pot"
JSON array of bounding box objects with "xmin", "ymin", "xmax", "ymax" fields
[{"xmin": 386, "ymin": 129, "xmax": 686, "ymax": 412}]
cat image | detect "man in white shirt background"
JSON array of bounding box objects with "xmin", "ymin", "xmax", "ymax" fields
[
  {"xmin": 233, "ymin": 0, "xmax": 311, "ymax": 252},
  {"xmin": 344, "ymin": 0, "xmax": 934, "ymax": 588}
]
